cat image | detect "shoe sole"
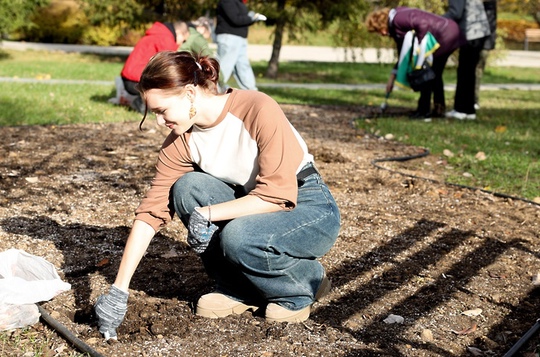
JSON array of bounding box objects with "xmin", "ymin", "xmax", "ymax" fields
[{"xmin": 196, "ymin": 302, "xmax": 259, "ymax": 318}]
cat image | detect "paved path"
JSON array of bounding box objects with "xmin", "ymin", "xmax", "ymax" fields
[
  {"xmin": 2, "ymin": 40, "xmax": 540, "ymax": 90},
  {"xmin": 3, "ymin": 40, "xmax": 540, "ymax": 67}
]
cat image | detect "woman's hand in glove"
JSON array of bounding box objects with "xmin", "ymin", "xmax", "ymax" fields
[
  {"xmin": 94, "ymin": 285, "xmax": 129, "ymax": 340},
  {"xmin": 187, "ymin": 209, "xmax": 219, "ymax": 254}
]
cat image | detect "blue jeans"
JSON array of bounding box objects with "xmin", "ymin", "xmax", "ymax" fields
[
  {"xmin": 172, "ymin": 165, "xmax": 340, "ymax": 310},
  {"xmin": 216, "ymin": 33, "xmax": 257, "ymax": 90}
]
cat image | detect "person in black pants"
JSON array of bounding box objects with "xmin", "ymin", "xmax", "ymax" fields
[{"xmin": 443, "ymin": 0, "xmax": 491, "ymax": 120}]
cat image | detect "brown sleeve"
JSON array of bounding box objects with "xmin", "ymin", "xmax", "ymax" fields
[
  {"xmin": 240, "ymin": 92, "xmax": 305, "ymax": 208},
  {"xmin": 135, "ymin": 133, "xmax": 194, "ymax": 231}
]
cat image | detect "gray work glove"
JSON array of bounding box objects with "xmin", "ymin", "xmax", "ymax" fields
[
  {"xmin": 187, "ymin": 209, "xmax": 219, "ymax": 254},
  {"xmin": 94, "ymin": 285, "xmax": 129, "ymax": 340},
  {"xmin": 248, "ymin": 11, "xmax": 267, "ymax": 22}
]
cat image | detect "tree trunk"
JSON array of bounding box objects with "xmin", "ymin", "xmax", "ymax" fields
[{"xmin": 265, "ymin": 0, "xmax": 286, "ymax": 79}]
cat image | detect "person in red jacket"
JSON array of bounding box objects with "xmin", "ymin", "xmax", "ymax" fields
[{"xmin": 121, "ymin": 21, "xmax": 190, "ymax": 113}]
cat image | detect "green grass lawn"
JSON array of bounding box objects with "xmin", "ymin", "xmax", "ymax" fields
[{"xmin": 0, "ymin": 48, "xmax": 538, "ymax": 201}]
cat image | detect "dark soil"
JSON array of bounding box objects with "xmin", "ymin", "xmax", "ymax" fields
[{"xmin": 1, "ymin": 104, "xmax": 539, "ymax": 357}]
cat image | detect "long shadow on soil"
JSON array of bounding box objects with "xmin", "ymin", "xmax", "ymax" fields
[
  {"xmin": 313, "ymin": 219, "xmax": 528, "ymax": 356},
  {"xmin": 3, "ymin": 215, "xmax": 534, "ymax": 355},
  {"xmin": 0, "ymin": 216, "xmax": 210, "ymax": 324}
]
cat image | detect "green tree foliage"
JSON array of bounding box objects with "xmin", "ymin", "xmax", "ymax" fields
[
  {"xmin": 80, "ymin": 0, "xmax": 144, "ymax": 27},
  {"xmin": 0, "ymin": 0, "xmax": 50, "ymax": 39},
  {"xmin": 134, "ymin": 0, "xmax": 218, "ymax": 22},
  {"xmin": 246, "ymin": 0, "xmax": 375, "ymax": 77},
  {"xmin": 25, "ymin": 0, "xmax": 86, "ymax": 43}
]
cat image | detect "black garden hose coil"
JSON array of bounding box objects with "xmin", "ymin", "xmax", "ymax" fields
[
  {"xmin": 371, "ymin": 148, "xmax": 540, "ymax": 207},
  {"xmin": 37, "ymin": 304, "xmax": 106, "ymax": 357}
]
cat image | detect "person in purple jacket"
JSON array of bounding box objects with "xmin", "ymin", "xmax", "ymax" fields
[
  {"xmin": 215, "ymin": 0, "xmax": 267, "ymax": 91},
  {"xmin": 366, "ymin": 7, "xmax": 463, "ymax": 120}
]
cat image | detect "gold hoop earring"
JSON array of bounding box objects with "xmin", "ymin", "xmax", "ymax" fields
[{"xmin": 189, "ymin": 102, "xmax": 197, "ymax": 120}]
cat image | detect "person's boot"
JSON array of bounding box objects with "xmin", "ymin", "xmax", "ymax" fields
[
  {"xmin": 432, "ymin": 103, "xmax": 446, "ymax": 118},
  {"xmin": 265, "ymin": 275, "xmax": 331, "ymax": 323}
]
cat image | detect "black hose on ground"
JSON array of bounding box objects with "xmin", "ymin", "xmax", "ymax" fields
[
  {"xmin": 370, "ymin": 148, "xmax": 540, "ymax": 207},
  {"xmin": 503, "ymin": 319, "xmax": 540, "ymax": 357},
  {"xmin": 37, "ymin": 304, "xmax": 106, "ymax": 357}
]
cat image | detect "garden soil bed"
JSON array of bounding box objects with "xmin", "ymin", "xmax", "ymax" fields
[{"xmin": 1, "ymin": 104, "xmax": 539, "ymax": 357}]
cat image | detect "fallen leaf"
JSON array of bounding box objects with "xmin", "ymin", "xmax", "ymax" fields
[
  {"xmin": 25, "ymin": 177, "xmax": 39, "ymax": 183},
  {"xmin": 421, "ymin": 329, "xmax": 434, "ymax": 342},
  {"xmin": 161, "ymin": 249, "xmax": 179, "ymax": 258},
  {"xmin": 451, "ymin": 323, "xmax": 477, "ymax": 335},
  {"xmin": 534, "ymin": 197, "xmax": 540, "ymax": 204},
  {"xmin": 384, "ymin": 133, "xmax": 394, "ymax": 140},
  {"xmin": 475, "ymin": 152, "xmax": 487, "ymax": 161},
  {"xmin": 443, "ymin": 149, "xmax": 454, "ymax": 158},
  {"xmin": 96, "ymin": 258, "xmax": 110, "ymax": 267},
  {"xmin": 467, "ymin": 346, "xmax": 485, "ymax": 356},
  {"xmin": 54, "ymin": 344, "xmax": 67, "ymax": 354},
  {"xmin": 495, "ymin": 125, "xmax": 507, "ymax": 133},
  {"xmin": 463, "ymin": 172, "xmax": 473, "ymax": 178},
  {"xmin": 462, "ymin": 308, "xmax": 483, "ymax": 317},
  {"xmin": 488, "ymin": 271, "xmax": 506, "ymax": 279}
]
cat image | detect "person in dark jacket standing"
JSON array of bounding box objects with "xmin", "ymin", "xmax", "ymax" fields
[
  {"xmin": 121, "ymin": 21, "xmax": 190, "ymax": 113},
  {"xmin": 366, "ymin": 7, "xmax": 462, "ymax": 120},
  {"xmin": 215, "ymin": 0, "xmax": 266, "ymax": 91},
  {"xmin": 443, "ymin": 0, "xmax": 491, "ymax": 120}
]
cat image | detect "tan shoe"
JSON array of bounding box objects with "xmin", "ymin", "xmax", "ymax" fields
[
  {"xmin": 265, "ymin": 303, "xmax": 311, "ymax": 322},
  {"xmin": 266, "ymin": 275, "xmax": 332, "ymax": 322},
  {"xmin": 196, "ymin": 293, "xmax": 259, "ymax": 318}
]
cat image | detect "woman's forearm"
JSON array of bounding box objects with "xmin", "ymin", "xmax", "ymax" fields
[
  {"xmin": 113, "ymin": 219, "xmax": 156, "ymax": 291},
  {"xmin": 196, "ymin": 195, "xmax": 282, "ymax": 222}
]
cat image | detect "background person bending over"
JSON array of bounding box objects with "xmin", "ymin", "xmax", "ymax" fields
[
  {"xmin": 215, "ymin": 0, "xmax": 267, "ymax": 91},
  {"xmin": 366, "ymin": 7, "xmax": 462, "ymax": 120},
  {"xmin": 120, "ymin": 21, "xmax": 190, "ymax": 114},
  {"xmin": 94, "ymin": 51, "xmax": 340, "ymax": 340}
]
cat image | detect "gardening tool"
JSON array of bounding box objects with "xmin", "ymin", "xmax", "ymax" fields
[{"xmin": 380, "ymin": 91, "xmax": 391, "ymax": 114}]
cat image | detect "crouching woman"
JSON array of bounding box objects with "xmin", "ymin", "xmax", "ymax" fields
[{"xmin": 94, "ymin": 50, "xmax": 341, "ymax": 340}]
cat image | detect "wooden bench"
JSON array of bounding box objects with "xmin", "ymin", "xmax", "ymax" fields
[{"xmin": 524, "ymin": 29, "xmax": 540, "ymax": 50}]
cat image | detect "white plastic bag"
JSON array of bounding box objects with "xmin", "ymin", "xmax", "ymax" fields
[
  {"xmin": 0, "ymin": 303, "xmax": 40, "ymax": 330},
  {"xmin": 0, "ymin": 249, "xmax": 71, "ymax": 331}
]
